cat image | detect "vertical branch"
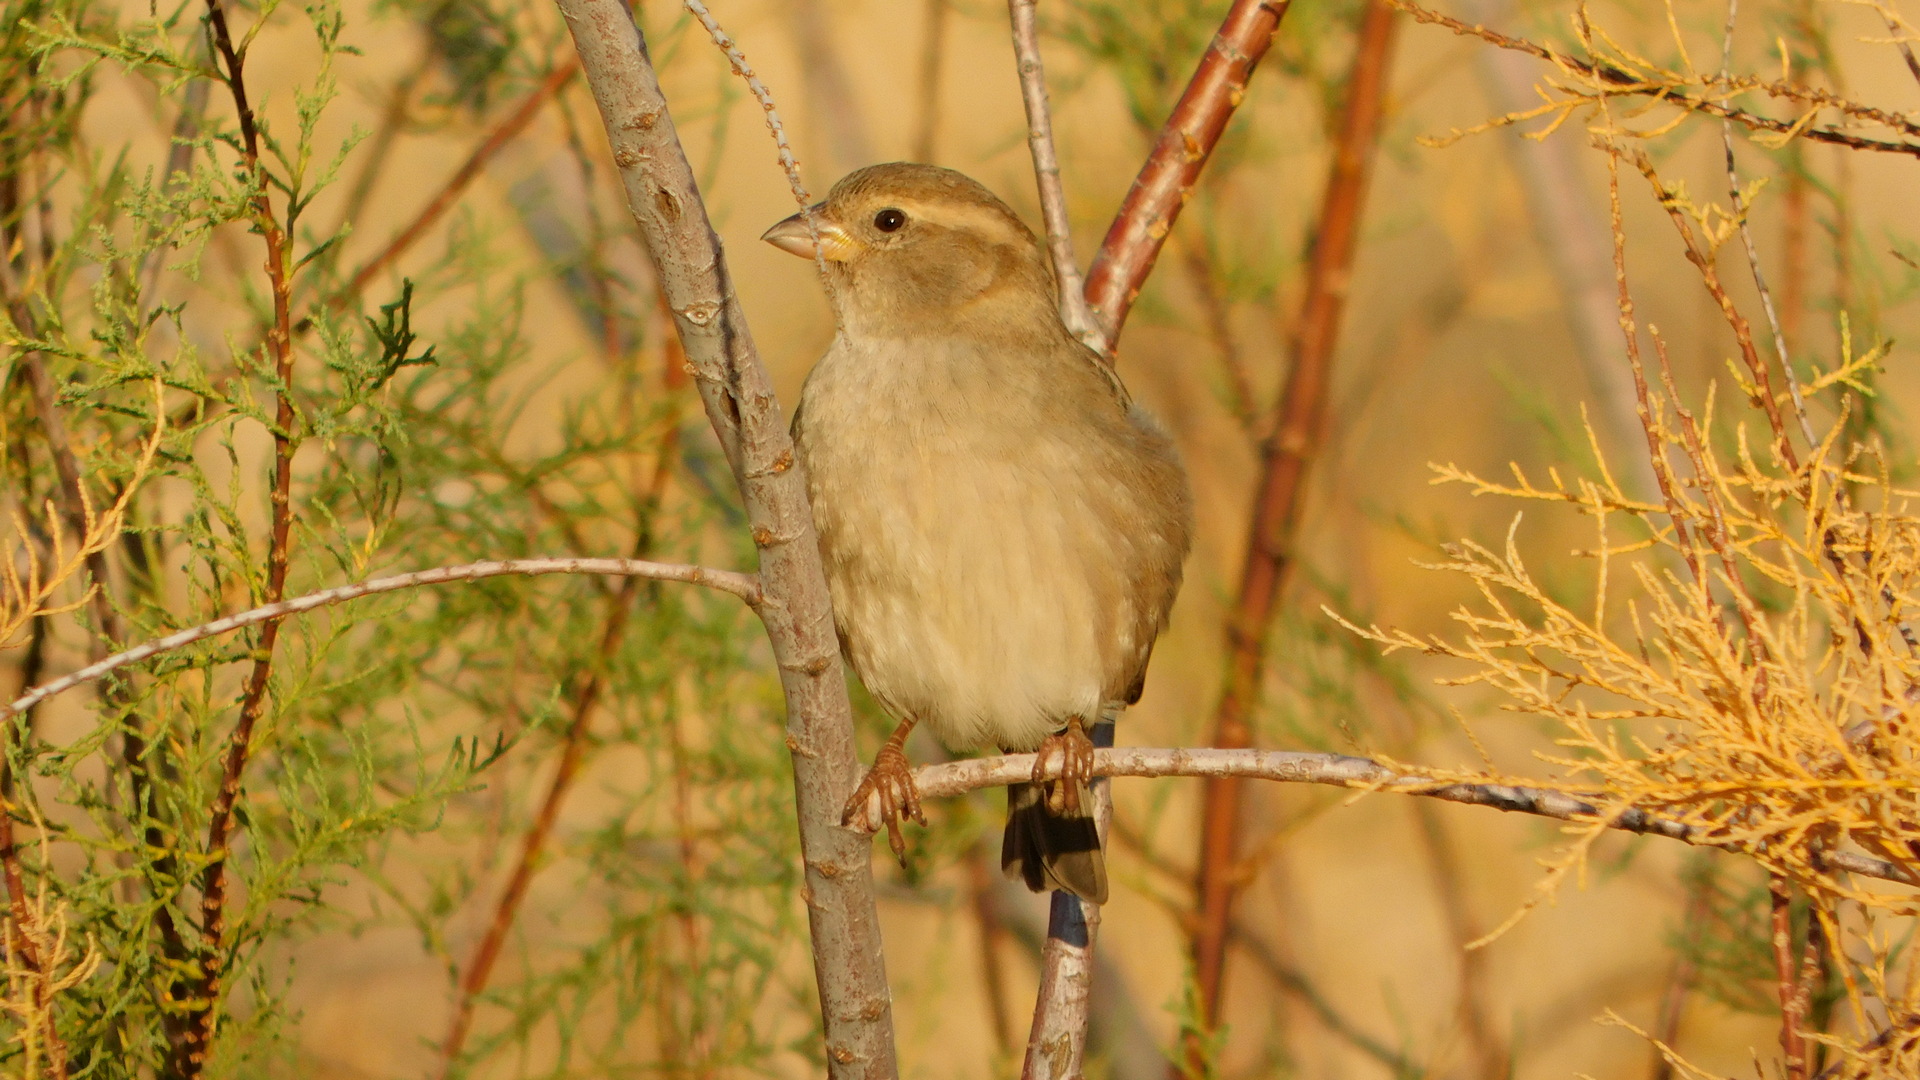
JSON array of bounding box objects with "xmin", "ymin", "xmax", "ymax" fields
[
  {"xmin": 1181, "ymin": 4, "xmax": 1397, "ymax": 1072},
  {"xmin": 1082, "ymin": 0, "xmax": 1291, "ymax": 349},
  {"xmin": 784, "ymin": 0, "xmax": 874, "ymax": 171},
  {"xmin": 1771, "ymin": 879, "xmax": 1810, "ymax": 1080},
  {"xmin": 1007, "ymin": 0, "xmax": 1100, "ymax": 350},
  {"xmin": 1020, "ymin": 720, "xmax": 1112, "ymax": 1080},
  {"xmin": 554, "ymin": 4, "xmax": 897, "ymax": 1077},
  {"xmin": 184, "ymin": 0, "xmax": 301, "ymax": 1070}
]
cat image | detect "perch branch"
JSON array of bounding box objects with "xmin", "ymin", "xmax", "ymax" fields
[
  {"xmin": 554, "ymin": 1, "xmax": 898, "ymax": 1075},
  {"xmin": 845, "ymin": 747, "xmax": 1918, "ymax": 888},
  {"xmin": 1082, "ymin": 0, "xmax": 1292, "ymax": 347},
  {"xmin": 0, "ymin": 559, "xmax": 761, "ymax": 726}
]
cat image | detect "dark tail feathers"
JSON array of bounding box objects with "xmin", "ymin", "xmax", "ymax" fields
[{"xmin": 1001, "ymin": 780, "xmax": 1107, "ymax": 904}]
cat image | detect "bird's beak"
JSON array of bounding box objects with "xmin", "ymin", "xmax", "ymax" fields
[{"xmin": 760, "ymin": 210, "xmax": 859, "ymax": 262}]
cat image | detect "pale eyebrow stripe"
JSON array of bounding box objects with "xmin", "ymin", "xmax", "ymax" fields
[{"xmin": 888, "ymin": 199, "xmax": 1031, "ymax": 250}]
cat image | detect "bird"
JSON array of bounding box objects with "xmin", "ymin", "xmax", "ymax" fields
[{"xmin": 762, "ymin": 162, "xmax": 1192, "ymax": 904}]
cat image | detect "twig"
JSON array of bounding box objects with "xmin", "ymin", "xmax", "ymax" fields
[
  {"xmin": 1648, "ymin": 862, "xmax": 1712, "ymax": 1080},
  {"xmin": 343, "ymin": 61, "xmax": 580, "ymax": 303},
  {"xmin": 1007, "ymin": 0, "xmax": 1101, "ymax": 350},
  {"xmin": 555, "ymin": 2, "xmax": 897, "ymax": 1076},
  {"xmin": 0, "ymin": 558, "xmax": 761, "ymax": 726},
  {"xmin": 1772, "ymin": 877, "xmax": 1810, "ymax": 1080},
  {"xmin": 845, "ymin": 747, "xmax": 1920, "ymax": 887},
  {"xmin": 1389, "ymin": 0, "xmax": 1920, "ymax": 156},
  {"xmin": 1411, "ymin": 799, "xmax": 1508, "ymax": 1077},
  {"xmin": 782, "ymin": 0, "xmax": 874, "ymax": 170},
  {"xmin": 188, "ymin": 0, "xmax": 317, "ymax": 1060},
  {"xmin": 1184, "ymin": 2, "xmax": 1397, "ymax": 1067},
  {"xmin": 1083, "ymin": 0, "xmax": 1292, "ymax": 347},
  {"xmin": 1719, "ymin": 0, "xmax": 1818, "ymax": 452}
]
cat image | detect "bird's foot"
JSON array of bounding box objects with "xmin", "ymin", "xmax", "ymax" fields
[
  {"xmin": 842, "ymin": 738, "xmax": 926, "ymax": 865},
  {"xmin": 1032, "ymin": 717, "xmax": 1095, "ymax": 815}
]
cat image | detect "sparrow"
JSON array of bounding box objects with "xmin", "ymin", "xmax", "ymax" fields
[{"xmin": 762, "ymin": 163, "xmax": 1192, "ymax": 904}]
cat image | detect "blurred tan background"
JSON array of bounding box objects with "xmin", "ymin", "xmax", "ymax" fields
[{"xmin": 62, "ymin": 0, "xmax": 1920, "ymax": 1075}]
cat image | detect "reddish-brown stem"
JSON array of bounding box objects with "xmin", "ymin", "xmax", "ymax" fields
[
  {"xmin": 342, "ymin": 61, "xmax": 579, "ymax": 304},
  {"xmin": 1771, "ymin": 877, "xmax": 1809, "ymax": 1080},
  {"xmin": 1181, "ymin": 3, "xmax": 1397, "ymax": 1069},
  {"xmin": 183, "ymin": 0, "xmax": 300, "ymax": 1071},
  {"xmin": 1781, "ymin": 153, "xmax": 1807, "ymax": 349},
  {"xmin": 1082, "ymin": 0, "xmax": 1291, "ymax": 347},
  {"xmin": 1632, "ymin": 153, "xmax": 1799, "ymax": 473}
]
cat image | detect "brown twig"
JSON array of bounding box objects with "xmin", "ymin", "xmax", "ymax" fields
[
  {"xmin": 1007, "ymin": 0, "xmax": 1100, "ymax": 350},
  {"xmin": 1182, "ymin": 3, "xmax": 1397, "ymax": 1069},
  {"xmin": 1631, "ymin": 152, "xmax": 1799, "ymax": 472},
  {"xmin": 185, "ymin": 0, "xmax": 308, "ymax": 1061},
  {"xmin": 1082, "ymin": 0, "xmax": 1292, "ymax": 347},
  {"xmin": 844, "ymin": 747, "xmax": 1920, "ymax": 887},
  {"xmin": 1648, "ymin": 862, "xmax": 1712, "ymax": 1080},
  {"xmin": 1772, "ymin": 877, "xmax": 1811, "ymax": 1080},
  {"xmin": 1410, "ymin": 800, "xmax": 1508, "ymax": 1077},
  {"xmin": 555, "ymin": 2, "xmax": 898, "ymax": 1075},
  {"xmin": 342, "ymin": 61, "xmax": 580, "ymax": 304},
  {"xmin": 1389, "ymin": 0, "xmax": 1920, "ymax": 156},
  {"xmin": 966, "ymin": 848, "xmax": 1015, "ymax": 1061}
]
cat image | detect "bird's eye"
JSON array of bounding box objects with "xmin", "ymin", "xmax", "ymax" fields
[{"xmin": 873, "ymin": 208, "xmax": 907, "ymax": 233}]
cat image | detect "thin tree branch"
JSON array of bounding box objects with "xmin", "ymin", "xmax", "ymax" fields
[
  {"xmin": 1719, "ymin": 0, "xmax": 1818, "ymax": 453},
  {"xmin": 1230, "ymin": 917, "xmax": 1422, "ymax": 1076},
  {"xmin": 845, "ymin": 747, "xmax": 1919, "ymax": 887},
  {"xmin": 1007, "ymin": 0, "xmax": 1100, "ymax": 351},
  {"xmin": 1185, "ymin": 2, "xmax": 1398, "ymax": 1068},
  {"xmin": 342, "ymin": 61, "xmax": 580, "ymax": 304},
  {"xmin": 0, "ymin": 558, "xmax": 761, "ymax": 727},
  {"xmin": 188, "ymin": 0, "xmax": 318, "ymax": 1059},
  {"xmin": 1020, "ymin": 720, "xmax": 1113, "ymax": 1080},
  {"xmin": 1082, "ymin": 0, "xmax": 1292, "ymax": 347},
  {"xmin": 554, "ymin": 2, "xmax": 897, "ymax": 1076},
  {"xmin": 1389, "ymin": 0, "xmax": 1920, "ymax": 156}
]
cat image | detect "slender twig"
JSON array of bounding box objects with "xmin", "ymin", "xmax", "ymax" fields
[
  {"xmin": 0, "ymin": 559, "xmax": 761, "ymax": 726},
  {"xmin": 1185, "ymin": 3, "xmax": 1397, "ymax": 1068},
  {"xmin": 782, "ymin": 0, "xmax": 874, "ymax": 170},
  {"xmin": 1389, "ymin": 0, "xmax": 1920, "ymax": 155},
  {"xmin": 1411, "ymin": 799, "xmax": 1507, "ymax": 1077},
  {"xmin": 844, "ymin": 747, "xmax": 1920, "ymax": 887},
  {"xmin": 343, "ymin": 61, "xmax": 580, "ymax": 303},
  {"xmin": 1648, "ymin": 863, "xmax": 1712, "ymax": 1080},
  {"xmin": 1719, "ymin": 0, "xmax": 1818, "ymax": 452},
  {"xmin": 1007, "ymin": 0, "xmax": 1100, "ymax": 350},
  {"xmin": 1083, "ymin": 0, "xmax": 1293, "ymax": 346},
  {"xmin": 1772, "ymin": 878, "xmax": 1810, "ymax": 1080},
  {"xmin": 1020, "ymin": 720, "xmax": 1113, "ymax": 1080},
  {"xmin": 966, "ymin": 848, "xmax": 1015, "ymax": 1060},
  {"xmin": 556, "ymin": 2, "xmax": 897, "ymax": 1076},
  {"xmin": 187, "ymin": 0, "xmax": 313, "ymax": 1061},
  {"xmin": 1880, "ymin": 7, "xmax": 1920, "ymax": 91}
]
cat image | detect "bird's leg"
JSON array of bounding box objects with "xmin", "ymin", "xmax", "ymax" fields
[
  {"xmin": 841, "ymin": 716, "xmax": 927, "ymax": 865},
  {"xmin": 1031, "ymin": 714, "xmax": 1095, "ymax": 815}
]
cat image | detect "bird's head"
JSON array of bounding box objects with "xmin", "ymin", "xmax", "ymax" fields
[{"xmin": 761, "ymin": 163, "xmax": 1058, "ymax": 339}]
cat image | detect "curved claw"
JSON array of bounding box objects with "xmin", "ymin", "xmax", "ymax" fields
[
  {"xmin": 1032, "ymin": 717, "xmax": 1095, "ymax": 815},
  {"xmin": 842, "ymin": 740, "xmax": 926, "ymax": 865}
]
